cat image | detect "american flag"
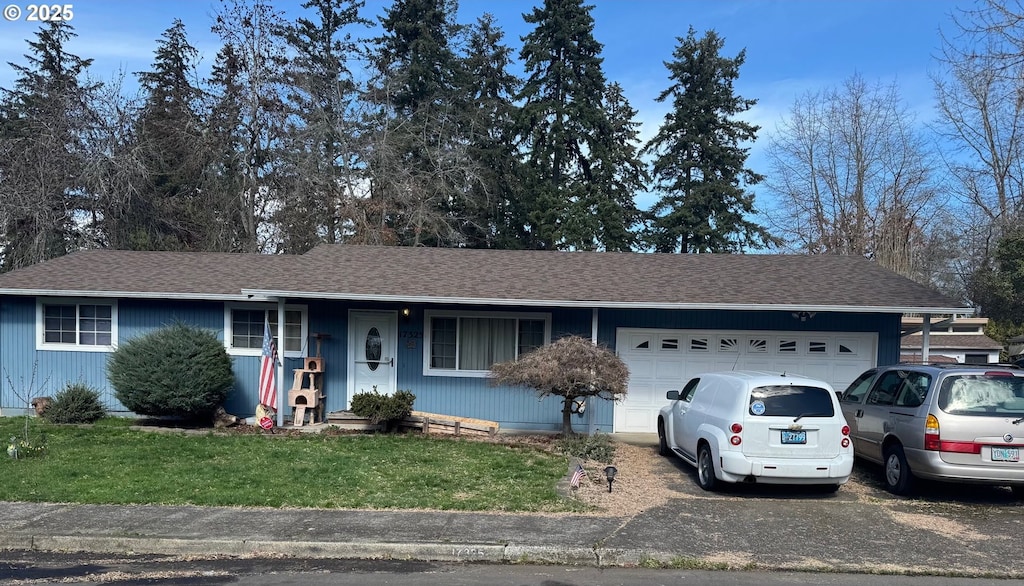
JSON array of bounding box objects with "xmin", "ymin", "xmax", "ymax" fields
[
  {"xmin": 570, "ymin": 463, "xmax": 586, "ymax": 489},
  {"xmin": 258, "ymin": 318, "xmax": 278, "ymax": 408}
]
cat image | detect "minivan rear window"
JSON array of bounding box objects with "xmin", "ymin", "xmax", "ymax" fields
[
  {"xmin": 748, "ymin": 385, "xmax": 835, "ymax": 417},
  {"xmin": 937, "ymin": 375, "xmax": 1024, "ymax": 416}
]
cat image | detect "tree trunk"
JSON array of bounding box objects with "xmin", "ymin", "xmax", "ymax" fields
[{"xmin": 561, "ymin": 398, "xmax": 574, "ymax": 435}]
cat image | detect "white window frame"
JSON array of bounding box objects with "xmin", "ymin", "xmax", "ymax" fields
[
  {"xmin": 423, "ymin": 309, "xmax": 551, "ymax": 378},
  {"xmin": 224, "ymin": 303, "xmax": 308, "ymax": 358},
  {"xmin": 36, "ymin": 298, "xmax": 118, "ymax": 352}
]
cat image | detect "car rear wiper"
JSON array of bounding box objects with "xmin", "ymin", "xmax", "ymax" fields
[{"xmin": 793, "ymin": 413, "xmax": 827, "ymax": 422}]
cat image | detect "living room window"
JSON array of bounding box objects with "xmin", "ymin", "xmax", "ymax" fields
[
  {"xmin": 224, "ymin": 304, "xmax": 307, "ymax": 357},
  {"xmin": 424, "ymin": 310, "xmax": 550, "ymax": 377},
  {"xmin": 37, "ymin": 299, "xmax": 118, "ymax": 351}
]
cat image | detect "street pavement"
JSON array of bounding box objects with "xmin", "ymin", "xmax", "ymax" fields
[{"xmin": 1, "ymin": 433, "xmax": 1023, "ymax": 577}]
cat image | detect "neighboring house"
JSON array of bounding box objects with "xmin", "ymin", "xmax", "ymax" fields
[
  {"xmin": 0, "ymin": 246, "xmax": 969, "ymax": 433},
  {"xmin": 900, "ymin": 316, "xmax": 1004, "ymax": 364}
]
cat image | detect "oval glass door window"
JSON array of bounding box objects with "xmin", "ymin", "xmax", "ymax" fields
[{"xmin": 365, "ymin": 327, "xmax": 382, "ymax": 371}]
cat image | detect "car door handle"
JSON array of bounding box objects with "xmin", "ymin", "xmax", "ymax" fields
[{"xmin": 855, "ymin": 409, "xmax": 864, "ymax": 418}]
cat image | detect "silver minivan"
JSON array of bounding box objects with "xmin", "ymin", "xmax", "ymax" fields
[{"xmin": 840, "ymin": 364, "xmax": 1024, "ymax": 495}]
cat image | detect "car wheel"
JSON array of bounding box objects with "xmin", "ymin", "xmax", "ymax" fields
[
  {"xmin": 883, "ymin": 444, "xmax": 914, "ymax": 495},
  {"xmin": 658, "ymin": 421, "xmax": 671, "ymax": 457},
  {"xmin": 696, "ymin": 443, "xmax": 718, "ymax": 491}
]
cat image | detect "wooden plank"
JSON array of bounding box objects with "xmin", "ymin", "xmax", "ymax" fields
[{"xmin": 410, "ymin": 411, "xmax": 499, "ymax": 429}]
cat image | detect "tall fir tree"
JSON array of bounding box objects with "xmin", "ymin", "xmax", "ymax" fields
[
  {"xmin": 516, "ymin": 0, "xmax": 643, "ymax": 251},
  {"xmin": 0, "ymin": 22, "xmax": 98, "ymax": 270},
  {"xmin": 275, "ymin": 0, "xmax": 369, "ymax": 253},
  {"xmin": 643, "ymin": 27, "xmax": 776, "ymax": 253},
  {"xmin": 126, "ymin": 19, "xmax": 208, "ymax": 251},
  {"xmin": 363, "ymin": 0, "xmax": 479, "ymax": 246},
  {"xmin": 459, "ymin": 13, "xmax": 523, "ymax": 248}
]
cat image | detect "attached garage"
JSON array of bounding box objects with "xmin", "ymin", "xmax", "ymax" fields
[{"xmin": 614, "ymin": 328, "xmax": 877, "ymax": 433}]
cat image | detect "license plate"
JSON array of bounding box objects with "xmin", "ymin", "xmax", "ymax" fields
[
  {"xmin": 781, "ymin": 430, "xmax": 807, "ymax": 444},
  {"xmin": 992, "ymin": 447, "xmax": 1020, "ymax": 462}
]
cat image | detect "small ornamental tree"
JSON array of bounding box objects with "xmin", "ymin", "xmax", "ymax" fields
[
  {"xmin": 108, "ymin": 323, "xmax": 234, "ymax": 421},
  {"xmin": 489, "ymin": 335, "xmax": 628, "ymax": 435}
]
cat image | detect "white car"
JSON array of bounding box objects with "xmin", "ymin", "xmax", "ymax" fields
[{"xmin": 657, "ymin": 371, "xmax": 854, "ymax": 491}]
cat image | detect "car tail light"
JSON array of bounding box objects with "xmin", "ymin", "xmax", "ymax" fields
[
  {"xmin": 841, "ymin": 425, "xmax": 850, "ymax": 436},
  {"xmin": 985, "ymin": 371, "xmax": 1014, "ymax": 377},
  {"xmin": 841, "ymin": 437, "xmax": 850, "ymax": 448},
  {"xmin": 730, "ymin": 422, "xmax": 743, "ymax": 433},
  {"xmin": 730, "ymin": 435, "xmax": 742, "ymax": 446},
  {"xmin": 924, "ymin": 414, "xmax": 940, "ymax": 451}
]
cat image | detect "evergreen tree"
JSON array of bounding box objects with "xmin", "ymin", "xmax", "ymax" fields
[
  {"xmin": 125, "ymin": 19, "xmax": 208, "ymax": 251},
  {"xmin": 275, "ymin": 0, "xmax": 369, "ymax": 253},
  {"xmin": 459, "ymin": 13, "xmax": 523, "ymax": 248},
  {"xmin": 516, "ymin": 0, "xmax": 643, "ymax": 251},
  {"xmin": 643, "ymin": 27, "xmax": 776, "ymax": 253},
  {"xmin": 0, "ymin": 22, "xmax": 97, "ymax": 270},
  {"xmin": 362, "ymin": 0, "xmax": 479, "ymax": 246}
]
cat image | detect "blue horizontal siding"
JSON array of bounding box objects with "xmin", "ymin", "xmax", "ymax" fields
[{"xmin": 0, "ymin": 295, "xmax": 900, "ymax": 431}]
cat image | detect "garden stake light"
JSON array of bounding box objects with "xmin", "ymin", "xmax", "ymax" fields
[{"xmin": 603, "ymin": 465, "xmax": 617, "ymax": 492}]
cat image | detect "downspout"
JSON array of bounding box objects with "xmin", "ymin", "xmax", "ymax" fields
[
  {"xmin": 276, "ymin": 300, "xmax": 286, "ymax": 427},
  {"xmin": 921, "ymin": 313, "xmax": 931, "ymax": 364},
  {"xmin": 588, "ymin": 308, "xmax": 598, "ymax": 435}
]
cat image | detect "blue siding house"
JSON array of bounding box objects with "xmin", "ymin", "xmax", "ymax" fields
[{"xmin": 0, "ymin": 246, "xmax": 970, "ymax": 433}]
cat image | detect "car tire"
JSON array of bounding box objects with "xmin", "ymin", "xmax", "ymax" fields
[
  {"xmin": 883, "ymin": 444, "xmax": 914, "ymax": 495},
  {"xmin": 658, "ymin": 421, "xmax": 671, "ymax": 457},
  {"xmin": 696, "ymin": 443, "xmax": 718, "ymax": 491}
]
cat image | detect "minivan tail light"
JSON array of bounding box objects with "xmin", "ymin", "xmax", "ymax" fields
[
  {"xmin": 730, "ymin": 422, "xmax": 743, "ymax": 433},
  {"xmin": 730, "ymin": 435, "xmax": 742, "ymax": 446},
  {"xmin": 924, "ymin": 414, "xmax": 940, "ymax": 451},
  {"xmin": 841, "ymin": 437, "xmax": 850, "ymax": 448},
  {"xmin": 841, "ymin": 425, "xmax": 850, "ymax": 436}
]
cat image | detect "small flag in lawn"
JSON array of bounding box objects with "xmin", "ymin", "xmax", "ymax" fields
[
  {"xmin": 258, "ymin": 318, "xmax": 278, "ymax": 409},
  {"xmin": 570, "ymin": 463, "xmax": 586, "ymax": 489}
]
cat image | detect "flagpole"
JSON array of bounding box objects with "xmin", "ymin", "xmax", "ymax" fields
[{"xmin": 276, "ymin": 300, "xmax": 285, "ymax": 428}]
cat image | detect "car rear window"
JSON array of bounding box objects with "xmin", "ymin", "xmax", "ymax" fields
[
  {"xmin": 748, "ymin": 385, "xmax": 835, "ymax": 417},
  {"xmin": 937, "ymin": 374, "xmax": 1024, "ymax": 416}
]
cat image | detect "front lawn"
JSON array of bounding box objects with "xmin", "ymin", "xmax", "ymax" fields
[{"xmin": 0, "ymin": 417, "xmax": 582, "ymax": 512}]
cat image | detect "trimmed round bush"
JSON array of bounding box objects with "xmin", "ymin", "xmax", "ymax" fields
[
  {"xmin": 108, "ymin": 323, "xmax": 234, "ymax": 420},
  {"xmin": 42, "ymin": 382, "xmax": 106, "ymax": 424}
]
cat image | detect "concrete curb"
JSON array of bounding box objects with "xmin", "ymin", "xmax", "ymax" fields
[{"xmin": 0, "ymin": 535, "xmax": 619, "ymax": 566}]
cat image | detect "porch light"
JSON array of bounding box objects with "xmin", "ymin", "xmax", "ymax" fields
[
  {"xmin": 401, "ymin": 307, "xmax": 411, "ymax": 318},
  {"xmin": 603, "ymin": 465, "xmax": 618, "ymax": 493}
]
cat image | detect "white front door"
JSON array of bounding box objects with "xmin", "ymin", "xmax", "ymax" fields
[{"xmin": 348, "ymin": 310, "xmax": 398, "ymax": 406}]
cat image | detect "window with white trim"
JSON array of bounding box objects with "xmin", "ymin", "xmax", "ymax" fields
[
  {"xmin": 424, "ymin": 310, "xmax": 551, "ymax": 377},
  {"xmin": 224, "ymin": 305, "xmax": 308, "ymax": 357},
  {"xmin": 37, "ymin": 299, "xmax": 118, "ymax": 351}
]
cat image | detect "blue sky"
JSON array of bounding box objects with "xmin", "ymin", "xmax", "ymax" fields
[{"xmin": 0, "ymin": 0, "xmax": 967, "ymax": 207}]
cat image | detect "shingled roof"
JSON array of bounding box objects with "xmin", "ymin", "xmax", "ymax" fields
[{"xmin": 0, "ymin": 245, "xmax": 970, "ymax": 313}]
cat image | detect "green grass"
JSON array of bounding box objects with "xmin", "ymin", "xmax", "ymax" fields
[{"xmin": 0, "ymin": 417, "xmax": 583, "ymax": 512}]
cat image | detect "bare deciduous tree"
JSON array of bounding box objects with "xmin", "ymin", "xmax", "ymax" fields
[{"xmin": 765, "ymin": 74, "xmax": 940, "ymax": 281}]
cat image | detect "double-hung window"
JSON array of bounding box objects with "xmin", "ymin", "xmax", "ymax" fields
[
  {"xmin": 424, "ymin": 310, "xmax": 550, "ymax": 377},
  {"xmin": 37, "ymin": 299, "xmax": 118, "ymax": 351},
  {"xmin": 224, "ymin": 305, "xmax": 308, "ymax": 357}
]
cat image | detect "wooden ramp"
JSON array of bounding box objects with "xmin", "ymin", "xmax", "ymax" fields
[
  {"xmin": 325, "ymin": 410, "xmax": 499, "ymax": 437},
  {"xmin": 402, "ymin": 411, "xmax": 499, "ymax": 437}
]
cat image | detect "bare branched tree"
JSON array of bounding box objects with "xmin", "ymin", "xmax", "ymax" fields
[{"xmin": 765, "ymin": 74, "xmax": 940, "ymax": 281}]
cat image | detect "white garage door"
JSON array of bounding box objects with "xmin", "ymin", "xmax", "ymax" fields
[{"xmin": 614, "ymin": 328, "xmax": 877, "ymax": 433}]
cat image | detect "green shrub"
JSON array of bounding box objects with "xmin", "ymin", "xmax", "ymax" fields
[
  {"xmin": 555, "ymin": 432, "xmax": 616, "ymax": 463},
  {"xmin": 42, "ymin": 383, "xmax": 106, "ymax": 424},
  {"xmin": 108, "ymin": 323, "xmax": 234, "ymax": 420},
  {"xmin": 350, "ymin": 388, "xmax": 416, "ymax": 429}
]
